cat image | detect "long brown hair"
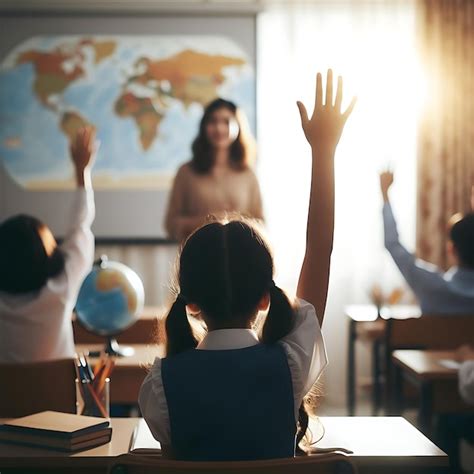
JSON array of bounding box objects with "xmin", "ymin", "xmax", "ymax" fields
[
  {"xmin": 164, "ymin": 218, "xmax": 311, "ymax": 452},
  {"xmin": 190, "ymin": 98, "xmax": 256, "ymax": 174}
]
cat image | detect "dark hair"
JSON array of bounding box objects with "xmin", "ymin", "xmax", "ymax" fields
[
  {"xmin": 164, "ymin": 219, "xmax": 311, "ymax": 452},
  {"xmin": 0, "ymin": 215, "xmax": 65, "ymax": 294},
  {"xmin": 450, "ymin": 212, "xmax": 474, "ymax": 268},
  {"xmin": 190, "ymin": 98, "xmax": 255, "ymax": 174}
]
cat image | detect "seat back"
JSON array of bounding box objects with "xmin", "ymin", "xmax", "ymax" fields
[
  {"xmin": 0, "ymin": 358, "xmax": 76, "ymax": 418},
  {"xmin": 386, "ymin": 314, "xmax": 474, "ymax": 349},
  {"xmin": 109, "ymin": 453, "xmax": 356, "ymax": 474}
]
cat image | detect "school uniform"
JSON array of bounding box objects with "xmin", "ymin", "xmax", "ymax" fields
[
  {"xmin": 0, "ymin": 188, "xmax": 95, "ymax": 363},
  {"xmin": 139, "ymin": 298, "xmax": 327, "ymax": 461},
  {"xmin": 383, "ymin": 202, "xmax": 474, "ymax": 314}
]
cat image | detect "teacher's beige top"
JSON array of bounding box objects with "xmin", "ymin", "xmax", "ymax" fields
[{"xmin": 165, "ymin": 162, "xmax": 264, "ymax": 240}]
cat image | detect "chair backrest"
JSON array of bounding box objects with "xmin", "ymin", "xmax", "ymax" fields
[
  {"xmin": 0, "ymin": 358, "xmax": 76, "ymax": 418},
  {"xmin": 386, "ymin": 314, "xmax": 474, "ymax": 349},
  {"xmin": 109, "ymin": 453, "xmax": 356, "ymax": 474}
]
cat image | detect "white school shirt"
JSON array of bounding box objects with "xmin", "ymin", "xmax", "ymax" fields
[
  {"xmin": 459, "ymin": 360, "xmax": 474, "ymax": 405},
  {"xmin": 139, "ymin": 298, "xmax": 328, "ymax": 446},
  {"xmin": 0, "ymin": 188, "xmax": 95, "ymax": 363}
]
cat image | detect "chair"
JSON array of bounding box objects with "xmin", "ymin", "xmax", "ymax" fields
[
  {"xmin": 0, "ymin": 358, "xmax": 76, "ymax": 418},
  {"xmin": 109, "ymin": 453, "xmax": 356, "ymax": 474},
  {"xmin": 385, "ymin": 314, "xmax": 474, "ymax": 412}
]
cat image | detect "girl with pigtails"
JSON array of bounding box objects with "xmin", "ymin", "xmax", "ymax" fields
[{"xmin": 139, "ymin": 70, "xmax": 356, "ymax": 461}]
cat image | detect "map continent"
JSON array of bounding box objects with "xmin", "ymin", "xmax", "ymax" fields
[{"xmin": 0, "ymin": 35, "xmax": 254, "ymax": 189}]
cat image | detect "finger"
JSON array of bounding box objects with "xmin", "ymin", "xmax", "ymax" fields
[
  {"xmin": 342, "ymin": 96, "xmax": 357, "ymax": 121},
  {"xmin": 296, "ymin": 101, "xmax": 309, "ymax": 128},
  {"xmin": 315, "ymin": 72, "xmax": 323, "ymax": 111},
  {"xmin": 325, "ymin": 69, "xmax": 333, "ymax": 107},
  {"xmin": 334, "ymin": 76, "xmax": 343, "ymax": 112}
]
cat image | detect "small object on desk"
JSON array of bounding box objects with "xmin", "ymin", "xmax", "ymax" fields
[
  {"xmin": 437, "ymin": 359, "xmax": 461, "ymax": 370},
  {"xmin": 0, "ymin": 411, "xmax": 112, "ymax": 452},
  {"xmin": 75, "ymin": 353, "xmax": 113, "ymax": 417},
  {"xmin": 129, "ymin": 419, "xmax": 161, "ymax": 454}
]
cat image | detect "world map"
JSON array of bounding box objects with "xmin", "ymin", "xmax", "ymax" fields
[{"xmin": 0, "ymin": 35, "xmax": 254, "ymax": 189}]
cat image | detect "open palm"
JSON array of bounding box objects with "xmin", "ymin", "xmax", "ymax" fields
[{"xmin": 297, "ymin": 69, "xmax": 356, "ymax": 153}]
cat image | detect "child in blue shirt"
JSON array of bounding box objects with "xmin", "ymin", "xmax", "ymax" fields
[
  {"xmin": 380, "ymin": 171, "xmax": 474, "ymax": 314},
  {"xmin": 139, "ymin": 71, "xmax": 356, "ymax": 461}
]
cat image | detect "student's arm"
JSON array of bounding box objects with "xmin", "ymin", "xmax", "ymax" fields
[
  {"xmin": 55, "ymin": 127, "xmax": 97, "ymax": 298},
  {"xmin": 380, "ymin": 171, "xmax": 443, "ymax": 297},
  {"xmin": 296, "ymin": 70, "xmax": 356, "ymax": 325}
]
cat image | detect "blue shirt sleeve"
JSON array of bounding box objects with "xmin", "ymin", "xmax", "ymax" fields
[{"xmin": 382, "ymin": 202, "xmax": 443, "ymax": 299}]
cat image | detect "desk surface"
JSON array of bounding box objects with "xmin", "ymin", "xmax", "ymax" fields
[
  {"xmin": 0, "ymin": 417, "xmax": 447, "ymax": 469},
  {"xmin": 392, "ymin": 350, "xmax": 459, "ymax": 380},
  {"xmin": 345, "ymin": 304, "xmax": 421, "ymax": 322}
]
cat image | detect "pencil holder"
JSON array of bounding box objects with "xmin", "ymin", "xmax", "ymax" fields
[{"xmin": 75, "ymin": 377, "xmax": 110, "ymax": 418}]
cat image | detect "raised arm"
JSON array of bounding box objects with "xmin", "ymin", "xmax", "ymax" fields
[
  {"xmin": 56, "ymin": 127, "xmax": 97, "ymax": 297},
  {"xmin": 296, "ymin": 70, "xmax": 356, "ymax": 325}
]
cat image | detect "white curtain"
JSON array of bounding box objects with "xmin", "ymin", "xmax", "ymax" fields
[{"xmin": 257, "ymin": 1, "xmax": 421, "ymax": 406}]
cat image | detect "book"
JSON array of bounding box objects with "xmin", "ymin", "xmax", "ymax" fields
[
  {"xmin": 0, "ymin": 411, "xmax": 112, "ymax": 452},
  {"xmin": 0, "ymin": 411, "xmax": 109, "ymax": 438},
  {"xmin": 129, "ymin": 419, "xmax": 161, "ymax": 454},
  {"xmin": 0, "ymin": 429, "xmax": 112, "ymax": 452}
]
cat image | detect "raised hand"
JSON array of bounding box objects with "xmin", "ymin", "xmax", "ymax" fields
[
  {"xmin": 380, "ymin": 170, "xmax": 394, "ymax": 203},
  {"xmin": 297, "ymin": 69, "xmax": 356, "ymax": 154},
  {"xmin": 70, "ymin": 127, "xmax": 98, "ymax": 187},
  {"xmin": 70, "ymin": 127, "xmax": 98, "ymax": 173}
]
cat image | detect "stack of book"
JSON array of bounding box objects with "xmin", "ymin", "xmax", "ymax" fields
[{"xmin": 0, "ymin": 411, "xmax": 112, "ymax": 451}]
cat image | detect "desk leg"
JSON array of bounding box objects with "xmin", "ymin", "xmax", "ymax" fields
[
  {"xmin": 347, "ymin": 319, "xmax": 356, "ymax": 416},
  {"xmin": 419, "ymin": 381, "xmax": 434, "ymax": 435},
  {"xmin": 372, "ymin": 339, "xmax": 382, "ymax": 415},
  {"xmin": 391, "ymin": 364, "xmax": 404, "ymax": 415}
]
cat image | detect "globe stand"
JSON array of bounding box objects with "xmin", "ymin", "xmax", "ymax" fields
[{"xmin": 88, "ymin": 336, "xmax": 135, "ymax": 358}]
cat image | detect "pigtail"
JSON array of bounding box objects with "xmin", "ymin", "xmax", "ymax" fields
[
  {"xmin": 261, "ymin": 284, "xmax": 294, "ymax": 344},
  {"xmin": 261, "ymin": 284, "xmax": 315, "ymax": 455},
  {"xmin": 165, "ymin": 296, "xmax": 198, "ymax": 356}
]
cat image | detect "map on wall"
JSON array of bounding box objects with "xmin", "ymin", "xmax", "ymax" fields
[{"xmin": 0, "ymin": 35, "xmax": 254, "ymax": 190}]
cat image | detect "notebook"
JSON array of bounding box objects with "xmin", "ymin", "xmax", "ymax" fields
[
  {"xmin": 129, "ymin": 419, "xmax": 161, "ymax": 454},
  {"xmin": 0, "ymin": 411, "xmax": 111, "ymax": 451},
  {"xmin": 0, "ymin": 411, "xmax": 109, "ymax": 438}
]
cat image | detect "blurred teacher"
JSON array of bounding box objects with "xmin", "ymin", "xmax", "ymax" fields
[{"xmin": 165, "ymin": 98, "xmax": 264, "ymax": 241}]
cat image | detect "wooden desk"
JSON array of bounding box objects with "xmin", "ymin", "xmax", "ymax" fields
[
  {"xmin": 346, "ymin": 304, "xmax": 421, "ymax": 416},
  {"xmin": 392, "ymin": 350, "xmax": 474, "ymax": 433},
  {"xmin": 75, "ymin": 344, "xmax": 164, "ymax": 405},
  {"xmin": 73, "ymin": 306, "xmax": 166, "ymax": 344},
  {"xmin": 0, "ymin": 417, "xmax": 448, "ymax": 473}
]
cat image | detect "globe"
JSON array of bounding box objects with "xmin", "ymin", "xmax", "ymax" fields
[{"xmin": 76, "ymin": 256, "xmax": 145, "ymax": 356}]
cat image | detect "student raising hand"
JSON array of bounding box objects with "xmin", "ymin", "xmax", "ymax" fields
[
  {"xmin": 380, "ymin": 170, "xmax": 394, "ymax": 204},
  {"xmin": 70, "ymin": 127, "xmax": 98, "ymax": 188},
  {"xmin": 296, "ymin": 70, "xmax": 356, "ymax": 325}
]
